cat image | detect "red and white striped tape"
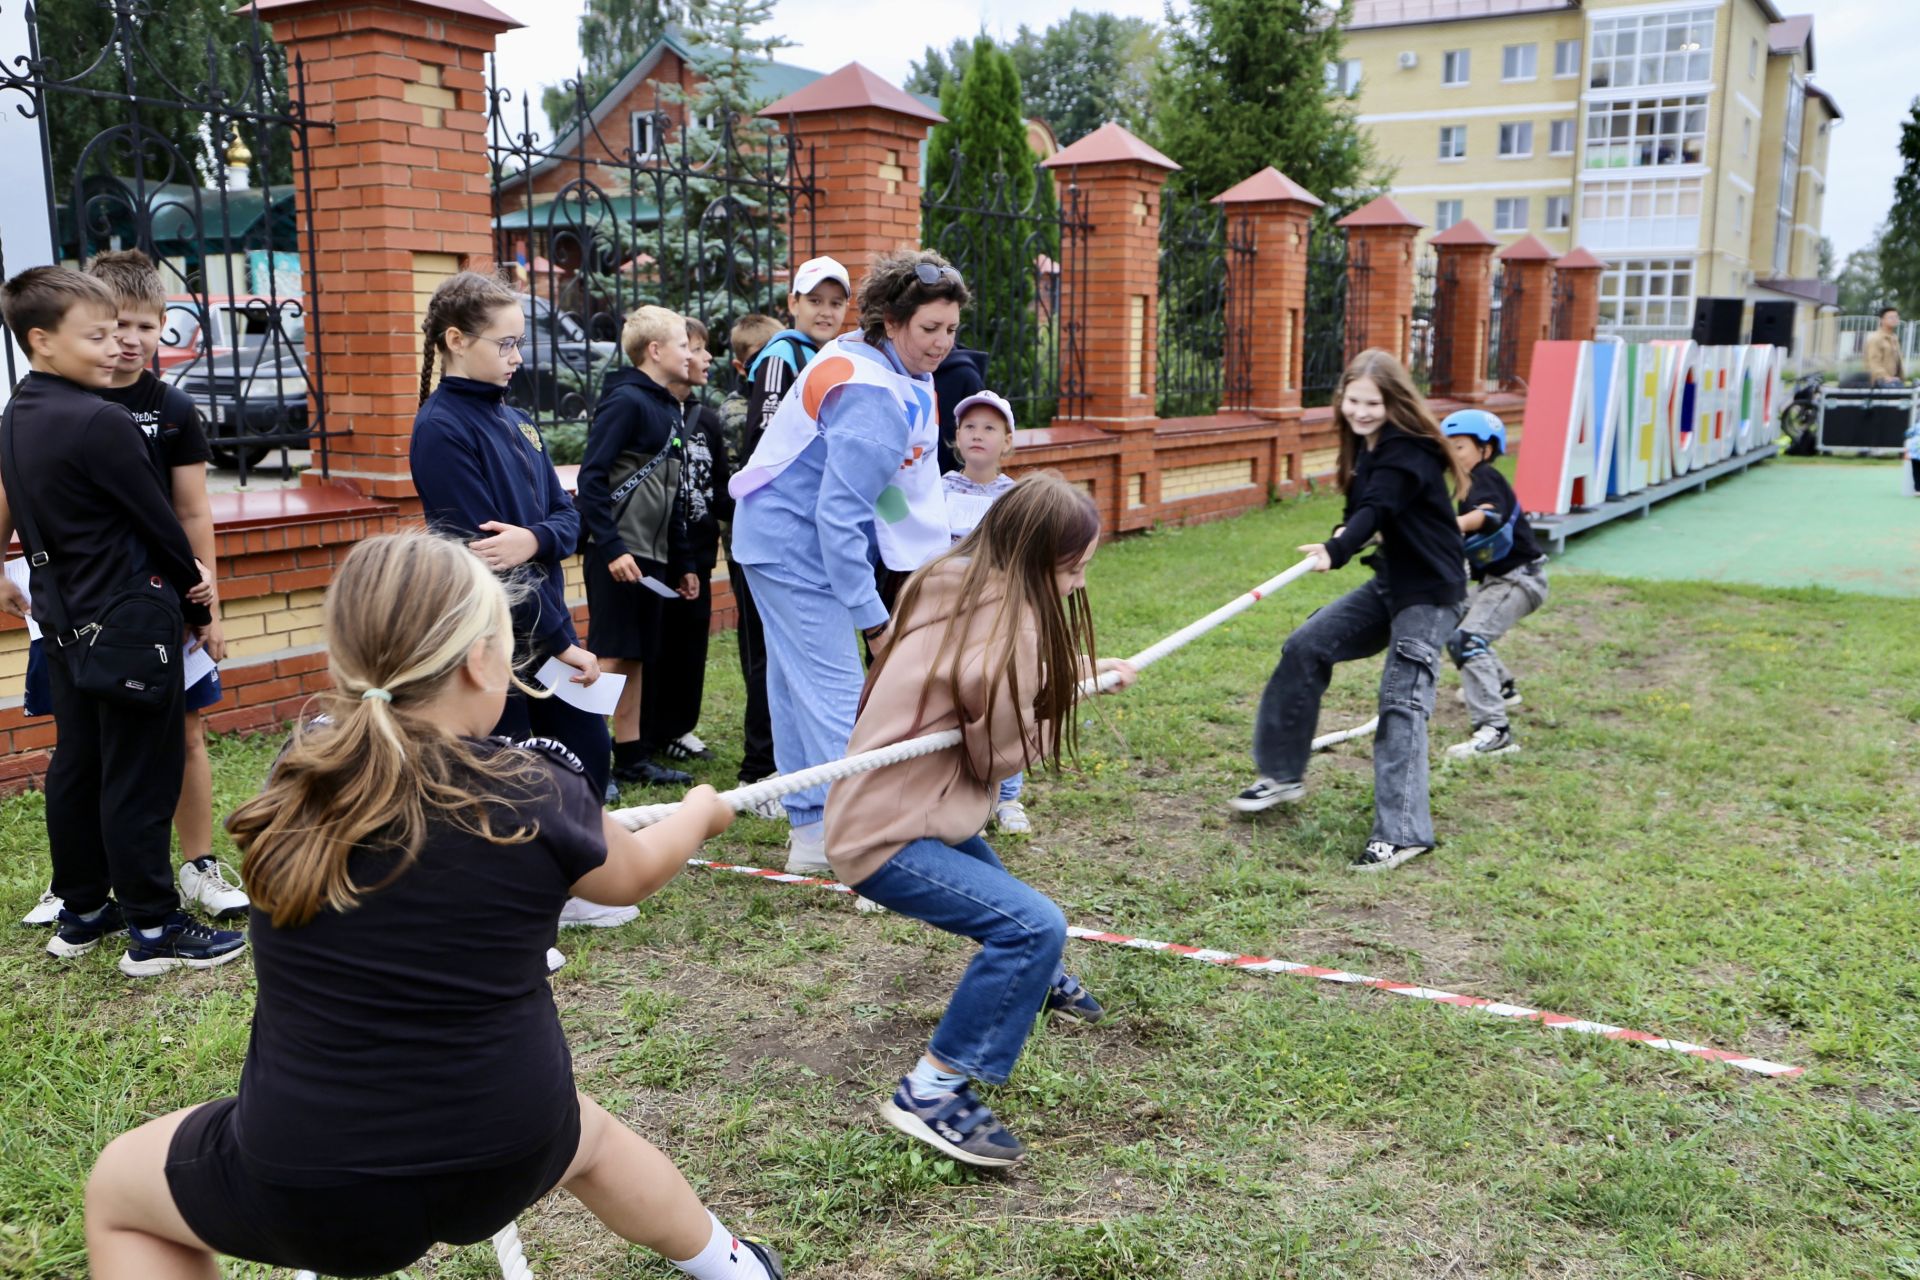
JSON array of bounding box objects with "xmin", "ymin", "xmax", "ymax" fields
[{"xmin": 686, "ymin": 859, "xmax": 1804, "ymax": 1079}]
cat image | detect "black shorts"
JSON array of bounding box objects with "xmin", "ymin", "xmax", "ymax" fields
[
  {"xmin": 165, "ymin": 1096, "xmax": 581, "ymax": 1278},
  {"xmin": 584, "ymin": 548, "xmax": 666, "ymax": 663}
]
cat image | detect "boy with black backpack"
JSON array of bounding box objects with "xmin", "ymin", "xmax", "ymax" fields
[{"xmin": 0, "ymin": 266, "xmax": 243, "ymax": 976}]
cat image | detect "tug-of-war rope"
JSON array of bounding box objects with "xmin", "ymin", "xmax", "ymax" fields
[{"xmin": 296, "ymin": 556, "xmax": 1797, "ymax": 1280}]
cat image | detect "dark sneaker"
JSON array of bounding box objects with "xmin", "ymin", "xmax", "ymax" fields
[
  {"xmin": 118, "ymin": 912, "xmax": 247, "ymax": 978},
  {"xmin": 1230, "ymin": 777, "xmax": 1305, "ymax": 813},
  {"xmin": 1444, "ymin": 724, "xmax": 1518, "ymax": 760},
  {"xmin": 1500, "ymin": 680, "xmax": 1522, "ymax": 707},
  {"xmin": 662, "ymin": 732, "xmax": 714, "ymax": 762},
  {"xmin": 612, "ymin": 757, "xmax": 694, "ymax": 786},
  {"xmin": 47, "ymin": 902, "xmax": 125, "ymax": 958},
  {"xmin": 879, "ymin": 1078, "xmax": 1026, "ymax": 1168},
  {"xmin": 1046, "ymin": 973, "xmax": 1105, "ymax": 1023},
  {"xmin": 1349, "ymin": 840, "xmax": 1430, "ymax": 873}
]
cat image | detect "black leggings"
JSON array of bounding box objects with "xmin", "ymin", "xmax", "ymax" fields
[{"xmin": 165, "ymin": 1097, "xmax": 580, "ymax": 1278}]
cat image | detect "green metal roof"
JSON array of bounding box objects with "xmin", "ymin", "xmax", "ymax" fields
[{"xmin": 493, "ymin": 194, "xmax": 664, "ymax": 232}]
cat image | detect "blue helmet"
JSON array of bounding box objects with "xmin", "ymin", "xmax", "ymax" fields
[{"xmin": 1440, "ymin": 409, "xmax": 1507, "ymax": 456}]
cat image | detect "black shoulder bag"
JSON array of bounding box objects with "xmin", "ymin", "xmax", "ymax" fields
[{"xmin": 1, "ymin": 404, "xmax": 183, "ymax": 710}]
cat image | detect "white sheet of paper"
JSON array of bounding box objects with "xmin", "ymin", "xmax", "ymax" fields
[
  {"xmin": 535, "ymin": 657, "xmax": 626, "ymax": 716},
  {"xmin": 638, "ymin": 575, "xmax": 681, "ymax": 599},
  {"xmin": 4, "ymin": 557, "xmax": 39, "ymax": 642},
  {"xmin": 182, "ymin": 639, "xmax": 217, "ymax": 688}
]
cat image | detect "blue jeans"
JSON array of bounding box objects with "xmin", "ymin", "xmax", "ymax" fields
[
  {"xmin": 740, "ymin": 560, "xmax": 865, "ymax": 827},
  {"xmin": 998, "ymin": 773, "xmax": 1023, "ymax": 804},
  {"xmin": 1252, "ymin": 575, "xmax": 1462, "ymax": 848},
  {"xmin": 853, "ymin": 836, "xmax": 1067, "ymax": 1084}
]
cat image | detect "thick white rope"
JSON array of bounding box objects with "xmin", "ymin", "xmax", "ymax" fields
[{"xmin": 611, "ymin": 556, "xmax": 1323, "ymax": 831}]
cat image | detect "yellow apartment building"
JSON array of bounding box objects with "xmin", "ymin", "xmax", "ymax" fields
[{"xmin": 1341, "ymin": 0, "xmax": 1841, "ymax": 350}]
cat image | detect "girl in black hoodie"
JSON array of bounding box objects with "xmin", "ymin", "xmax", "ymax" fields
[{"xmin": 1231, "ymin": 349, "xmax": 1469, "ymax": 873}]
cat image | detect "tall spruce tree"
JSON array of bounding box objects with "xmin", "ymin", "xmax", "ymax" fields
[
  {"xmin": 541, "ymin": 0, "xmax": 683, "ymax": 134},
  {"xmin": 1882, "ymin": 99, "xmax": 1920, "ymax": 315},
  {"xmin": 923, "ymin": 36, "xmax": 1059, "ymax": 417},
  {"xmin": 1151, "ymin": 0, "xmax": 1382, "ymax": 207}
]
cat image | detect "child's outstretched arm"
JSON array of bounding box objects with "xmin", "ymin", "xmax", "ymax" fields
[{"xmin": 571, "ymin": 784, "xmax": 734, "ymax": 907}]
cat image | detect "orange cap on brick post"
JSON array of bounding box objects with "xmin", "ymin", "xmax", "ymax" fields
[
  {"xmin": 1496, "ymin": 233, "xmax": 1558, "ymax": 391},
  {"xmin": 760, "ymin": 64, "xmax": 942, "ymax": 305},
  {"xmin": 1213, "ymin": 167, "xmax": 1322, "ymax": 492},
  {"xmin": 1429, "ymin": 218, "xmax": 1500, "ymax": 401},
  {"xmin": 252, "ymin": 0, "xmax": 518, "ymax": 506},
  {"xmin": 1553, "ymin": 247, "xmax": 1607, "ymax": 343},
  {"xmin": 1336, "ymin": 195, "xmax": 1424, "ymax": 368},
  {"xmin": 1043, "ymin": 124, "xmax": 1179, "ymax": 531}
]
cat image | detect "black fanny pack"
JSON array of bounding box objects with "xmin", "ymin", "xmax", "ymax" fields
[{"xmin": 1, "ymin": 408, "xmax": 183, "ymax": 710}]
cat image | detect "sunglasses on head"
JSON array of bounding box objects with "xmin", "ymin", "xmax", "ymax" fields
[{"xmin": 913, "ymin": 262, "xmax": 964, "ymax": 288}]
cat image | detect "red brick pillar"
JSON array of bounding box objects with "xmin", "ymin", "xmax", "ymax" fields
[
  {"xmin": 759, "ymin": 64, "xmax": 942, "ymax": 302},
  {"xmin": 1429, "ymin": 219, "xmax": 1499, "ymax": 402},
  {"xmin": 1337, "ymin": 195, "xmax": 1423, "ymax": 366},
  {"xmin": 1497, "ymin": 233, "xmax": 1558, "ymax": 389},
  {"xmin": 1554, "ymin": 247, "xmax": 1606, "ymax": 343},
  {"xmin": 1043, "ymin": 123, "xmax": 1179, "ymax": 531},
  {"xmin": 259, "ymin": 0, "xmax": 515, "ymax": 506},
  {"xmin": 1213, "ymin": 166, "xmax": 1322, "ymax": 494}
]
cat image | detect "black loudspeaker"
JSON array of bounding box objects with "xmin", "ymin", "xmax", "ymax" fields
[
  {"xmin": 1691, "ymin": 296, "xmax": 1745, "ymax": 346},
  {"xmin": 1750, "ymin": 300, "xmax": 1796, "ymax": 353}
]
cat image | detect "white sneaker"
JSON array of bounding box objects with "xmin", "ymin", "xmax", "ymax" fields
[
  {"xmin": 22, "ymin": 888, "xmax": 62, "ymax": 926},
  {"xmin": 178, "ymin": 859, "xmax": 250, "ymax": 920},
  {"xmin": 785, "ymin": 822, "xmax": 832, "ymax": 875},
  {"xmin": 546, "ymin": 947, "xmax": 567, "ymax": 973},
  {"xmin": 1230, "ymin": 778, "xmax": 1306, "ymax": 813},
  {"xmin": 992, "ymin": 800, "xmax": 1031, "ymax": 834},
  {"xmin": 558, "ymin": 896, "xmax": 639, "ymax": 929},
  {"xmin": 854, "ymin": 895, "xmax": 888, "ymax": 914},
  {"xmin": 1444, "ymin": 724, "xmax": 1519, "ymax": 761}
]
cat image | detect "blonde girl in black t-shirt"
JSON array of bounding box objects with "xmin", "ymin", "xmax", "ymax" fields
[{"xmin": 82, "ymin": 531, "xmax": 784, "ymax": 1280}]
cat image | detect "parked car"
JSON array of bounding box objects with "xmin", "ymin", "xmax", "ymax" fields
[
  {"xmin": 161, "ymin": 296, "xmax": 313, "ymax": 469},
  {"xmin": 507, "ymin": 293, "xmax": 619, "ymax": 417}
]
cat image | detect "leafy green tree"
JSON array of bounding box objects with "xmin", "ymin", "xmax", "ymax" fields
[
  {"xmin": 1007, "ymin": 12, "xmax": 1158, "ymax": 144},
  {"xmin": 904, "ymin": 37, "xmax": 976, "ymax": 98},
  {"xmin": 35, "ymin": 0, "xmax": 293, "ymax": 193},
  {"xmin": 1881, "ymin": 99, "xmax": 1920, "ymax": 315},
  {"xmin": 1151, "ymin": 0, "xmax": 1384, "ymax": 207},
  {"xmin": 541, "ymin": 0, "xmax": 683, "ymax": 135},
  {"xmin": 1835, "ymin": 226, "xmax": 1887, "ymax": 313},
  {"xmin": 923, "ymin": 36, "xmax": 1059, "ymax": 417}
]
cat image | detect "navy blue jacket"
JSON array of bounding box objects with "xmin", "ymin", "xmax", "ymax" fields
[{"xmin": 409, "ymin": 377, "xmax": 581, "ymax": 660}]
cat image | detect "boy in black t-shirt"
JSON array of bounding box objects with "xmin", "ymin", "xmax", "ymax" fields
[
  {"xmin": 0, "ymin": 266, "xmax": 242, "ymax": 976},
  {"xmin": 1439, "ymin": 411, "xmax": 1548, "ymax": 761}
]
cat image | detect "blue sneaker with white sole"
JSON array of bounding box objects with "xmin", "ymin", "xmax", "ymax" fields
[
  {"xmin": 46, "ymin": 902, "xmax": 125, "ymax": 958},
  {"xmin": 1046, "ymin": 973, "xmax": 1105, "ymax": 1023},
  {"xmin": 878, "ymin": 1078, "xmax": 1026, "ymax": 1168},
  {"xmin": 118, "ymin": 911, "xmax": 247, "ymax": 978}
]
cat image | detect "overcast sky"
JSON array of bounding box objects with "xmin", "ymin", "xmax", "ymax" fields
[{"xmin": 488, "ymin": 0, "xmax": 1912, "ymax": 263}]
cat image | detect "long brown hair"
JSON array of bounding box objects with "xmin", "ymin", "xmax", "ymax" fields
[
  {"xmin": 867, "ymin": 472, "xmax": 1101, "ymax": 781},
  {"xmin": 1333, "ymin": 348, "xmax": 1471, "ymax": 499},
  {"xmin": 228, "ymin": 532, "xmax": 546, "ymax": 927},
  {"xmin": 419, "ymin": 271, "xmax": 518, "ymax": 405}
]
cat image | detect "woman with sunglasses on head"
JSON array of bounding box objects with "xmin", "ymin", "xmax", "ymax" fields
[
  {"xmin": 409, "ymin": 275, "xmax": 623, "ymax": 931},
  {"xmin": 728, "ymin": 249, "xmax": 968, "ymax": 877}
]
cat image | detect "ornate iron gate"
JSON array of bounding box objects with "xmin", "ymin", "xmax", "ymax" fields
[
  {"xmin": 920, "ymin": 150, "xmax": 1088, "ymax": 428},
  {"xmin": 489, "ymin": 68, "xmax": 817, "ymax": 442},
  {"xmin": 1550, "ymin": 267, "xmax": 1572, "ymax": 341},
  {"xmin": 0, "ymin": 0, "xmax": 332, "ymax": 480},
  {"xmin": 1156, "ymin": 190, "xmax": 1254, "ymax": 417},
  {"xmin": 1302, "ymin": 221, "xmax": 1366, "ymax": 408},
  {"xmin": 1489, "ymin": 262, "xmax": 1523, "ymax": 389}
]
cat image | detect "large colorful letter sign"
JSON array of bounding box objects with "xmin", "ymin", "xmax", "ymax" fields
[{"xmin": 1513, "ymin": 339, "xmax": 1784, "ymax": 516}]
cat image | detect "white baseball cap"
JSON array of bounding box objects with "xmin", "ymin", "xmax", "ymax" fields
[
  {"xmin": 792, "ymin": 256, "xmax": 851, "ymax": 296},
  {"xmin": 952, "ymin": 389, "xmax": 1016, "ymax": 433}
]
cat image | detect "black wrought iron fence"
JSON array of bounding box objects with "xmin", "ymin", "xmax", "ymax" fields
[
  {"xmin": 1490, "ymin": 262, "xmax": 1524, "ymax": 389},
  {"xmin": 1156, "ymin": 191, "xmax": 1255, "ymax": 417},
  {"xmin": 920, "ymin": 151, "xmax": 1088, "ymax": 429},
  {"xmin": 1550, "ymin": 266, "xmax": 1572, "ymax": 341},
  {"xmin": 1302, "ymin": 221, "xmax": 1367, "ymax": 408},
  {"xmin": 489, "ymin": 68, "xmax": 817, "ymax": 449},
  {"xmin": 0, "ymin": 0, "xmax": 332, "ymax": 481}
]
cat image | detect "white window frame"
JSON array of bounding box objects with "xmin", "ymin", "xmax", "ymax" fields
[
  {"xmin": 1498, "ymin": 122, "xmax": 1534, "ymax": 158},
  {"xmin": 1579, "ymin": 176, "xmax": 1703, "ymax": 254},
  {"xmin": 1502, "ymin": 44, "xmax": 1538, "ymax": 82},
  {"xmin": 1549, "ymin": 119, "xmax": 1576, "ymax": 156},
  {"xmin": 1588, "ymin": 7, "xmax": 1716, "ymax": 91},
  {"xmin": 1326, "ymin": 58, "xmax": 1363, "ymax": 97},
  {"xmin": 1435, "ymin": 199, "xmax": 1464, "ymax": 231},
  {"xmin": 1442, "ymin": 49, "xmax": 1471, "ymax": 86},
  {"xmin": 1748, "ymin": 37, "xmax": 1759, "ymax": 79},
  {"xmin": 1554, "ymin": 38, "xmax": 1582, "ymax": 79},
  {"xmin": 1438, "ymin": 125, "xmax": 1468, "ymax": 160},
  {"xmin": 1494, "ymin": 197, "xmax": 1530, "ymax": 232},
  {"xmin": 1544, "ymin": 195, "xmax": 1570, "ymax": 230},
  {"xmin": 630, "ymin": 111, "xmax": 661, "ymax": 159},
  {"xmin": 1583, "ymin": 94, "xmax": 1709, "ymax": 170},
  {"xmin": 1597, "ymin": 256, "xmax": 1696, "ymax": 328}
]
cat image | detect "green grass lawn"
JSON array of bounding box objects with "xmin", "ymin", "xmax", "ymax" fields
[{"xmin": 3, "ymin": 482, "xmax": 1918, "ymax": 1279}]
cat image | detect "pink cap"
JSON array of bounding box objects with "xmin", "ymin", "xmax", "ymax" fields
[{"xmin": 952, "ymin": 389, "xmax": 1015, "ymax": 433}]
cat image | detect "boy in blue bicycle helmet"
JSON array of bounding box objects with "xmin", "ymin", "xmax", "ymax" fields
[{"xmin": 1440, "ymin": 410, "xmax": 1547, "ymax": 760}]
